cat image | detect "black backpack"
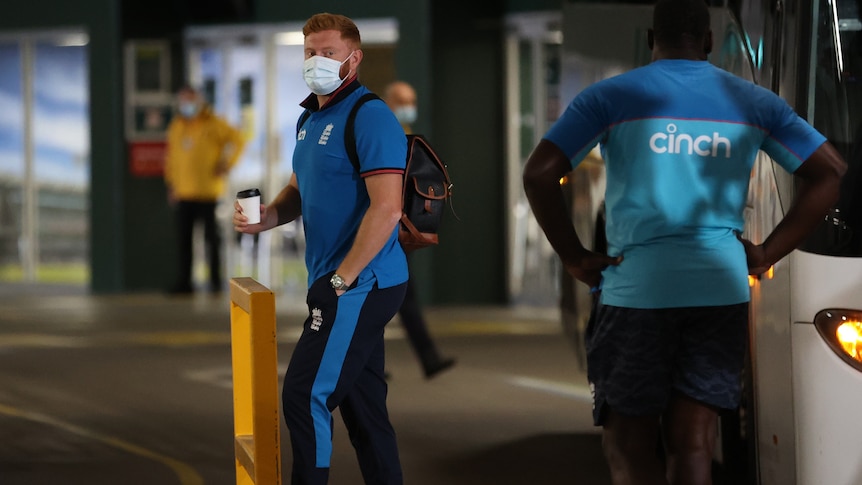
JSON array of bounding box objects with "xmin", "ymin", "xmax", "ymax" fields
[{"xmin": 297, "ymin": 93, "xmax": 455, "ymax": 252}]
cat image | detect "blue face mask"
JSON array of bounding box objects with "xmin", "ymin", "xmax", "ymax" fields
[
  {"xmin": 178, "ymin": 102, "xmax": 200, "ymax": 118},
  {"xmin": 393, "ymin": 105, "xmax": 417, "ymax": 125}
]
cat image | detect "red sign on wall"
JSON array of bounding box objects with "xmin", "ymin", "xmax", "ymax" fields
[{"xmin": 128, "ymin": 141, "xmax": 167, "ymax": 177}]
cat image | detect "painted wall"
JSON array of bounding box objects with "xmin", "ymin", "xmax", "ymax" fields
[{"xmin": 428, "ymin": 0, "xmax": 508, "ymax": 304}]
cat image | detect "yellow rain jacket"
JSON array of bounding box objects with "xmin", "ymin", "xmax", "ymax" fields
[{"xmin": 164, "ymin": 106, "xmax": 245, "ymax": 201}]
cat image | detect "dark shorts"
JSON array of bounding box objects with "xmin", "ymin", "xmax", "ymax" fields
[{"xmin": 585, "ymin": 301, "xmax": 749, "ymax": 426}]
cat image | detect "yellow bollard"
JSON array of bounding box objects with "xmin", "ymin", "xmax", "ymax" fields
[{"xmin": 230, "ymin": 277, "xmax": 282, "ymax": 485}]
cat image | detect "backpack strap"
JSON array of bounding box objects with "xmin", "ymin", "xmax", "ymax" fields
[
  {"xmin": 344, "ymin": 92, "xmax": 382, "ymax": 172},
  {"xmin": 296, "ymin": 109, "xmax": 311, "ymax": 135}
]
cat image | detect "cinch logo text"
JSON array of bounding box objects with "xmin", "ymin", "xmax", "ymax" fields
[{"xmin": 649, "ymin": 123, "xmax": 731, "ymax": 158}]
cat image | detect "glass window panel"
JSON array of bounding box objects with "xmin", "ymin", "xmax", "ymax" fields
[
  {"xmin": 198, "ymin": 48, "xmax": 224, "ymax": 110},
  {"xmin": 274, "ymin": 42, "xmax": 309, "ymax": 301},
  {"xmin": 32, "ymin": 42, "xmax": 90, "ymax": 284},
  {"xmin": 276, "ymin": 43, "xmax": 306, "ymax": 179},
  {"xmin": 0, "ymin": 42, "xmax": 23, "ymax": 281},
  {"xmin": 227, "ymin": 45, "xmax": 264, "ymax": 194},
  {"xmin": 518, "ymin": 40, "xmax": 534, "ymax": 160},
  {"xmin": 545, "ymin": 42, "xmax": 561, "ymax": 124},
  {"xmin": 801, "ymin": 0, "xmax": 862, "ymax": 256}
]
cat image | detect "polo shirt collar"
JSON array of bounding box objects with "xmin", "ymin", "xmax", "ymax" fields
[{"xmin": 299, "ymin": 76, "xmax": 361, "ymax": 112}]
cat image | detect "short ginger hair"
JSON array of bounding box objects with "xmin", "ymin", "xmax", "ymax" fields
[{"xmin": 302, "ymin": 12, "xmax": 362, "ymax": 48}]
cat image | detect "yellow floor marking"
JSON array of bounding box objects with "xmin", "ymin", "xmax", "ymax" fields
[
  {"xmin": 0, "ymin": 334, "xmax": 90, "ymax": 348},
  {"xmin": 0, "ymin": 320, "xmax": 561, "ymax": 349},
  {"xmin": 0, "ymin": 402, "xmax": 204, "ymax": 485},
  {"xmin": 0, "ymin": 332, "xmax": 230, "ymax": 349},
  {"xmin": 119, "ymin": 331, "xmax": 231, "ymax": 346},
  {"xmin": 507, "ymin": 375, "xmax": 593, "ymax": 402},
  {"xmin": 431, "ymin": 320, "xmax": 561, "ymax": 336}
]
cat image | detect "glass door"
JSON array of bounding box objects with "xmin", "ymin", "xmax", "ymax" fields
[
  {"xmin": 33, "ymin": 39, "xmax": 90, "ymax": 285},
  {"xmin": 0, "ymin": 41, "xmax": 24, "ymax": 281},
  {"xmin": 273, "ymin": 31, "xmax": 310, "ymax": 304},
  {"xmin": 504, "ymin": 12, "xmax": 563, "ymax": 307},
  {"xmin": 0, "ymin": 31, "xmax": 90, "ymax": 285},
  {"xmin": 186, "ymin": 24, "xmax": 308, "ymax": 308}
]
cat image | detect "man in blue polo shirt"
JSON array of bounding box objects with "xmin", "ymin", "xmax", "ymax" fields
[
  {"xmin": 234, "ymin": 12, "xmax": 408, "ymax": 485},
  {"xmin": 523, "ymin": 0, "xmax": 846, "ymax": 483}
]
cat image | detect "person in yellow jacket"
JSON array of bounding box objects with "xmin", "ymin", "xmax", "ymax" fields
[{"xmin": 164, "ymin": 85, "xmax": 245, "ymax": 294}]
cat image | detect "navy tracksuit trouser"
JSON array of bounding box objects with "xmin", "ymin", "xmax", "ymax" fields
[{"xmin": 283, "ymin": 271, "xmax": 407, "ymax": 485}]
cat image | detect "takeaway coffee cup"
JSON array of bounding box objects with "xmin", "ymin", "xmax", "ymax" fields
[{"xmin": 236, "ymin": 188, "xmax": 261, "ymax": 224}]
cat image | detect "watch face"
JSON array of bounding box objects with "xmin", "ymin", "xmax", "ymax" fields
[{"xmin": 331, "ymin": 274, "xmax": 345, "ymax": 289}]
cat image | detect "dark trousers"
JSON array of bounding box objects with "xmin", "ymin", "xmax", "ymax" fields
[
  {"xmin": 174, "ymin": 200, "xmax": 221, "ymax": 289},
  {"xmin": 398, "ymin": 275, "xmax": 439, "ymax": 367},
  {"xmin": 283, "ymin": 272, "xmax": 407, "ymax": 485}
]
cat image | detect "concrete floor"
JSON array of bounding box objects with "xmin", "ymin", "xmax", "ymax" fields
[
  {"xmin": 0, "ymin": 283, "xmax": 754, "ymax": 484},
  {"xmin": 0, "ymin": 284, "xmax": 613, "ymax": 484}
]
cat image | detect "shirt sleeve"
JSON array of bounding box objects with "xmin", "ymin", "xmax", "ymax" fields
[
  {"xmin": 352, "ymin": 99, "xmax": 408, "ymax": 176},
  {"xmin": 543, "ymin": 84, "xmax": 609, "ymax": 169},
  {"xmin": 760, "ymin": 91, "xmax": 827, "ymax": 173}
]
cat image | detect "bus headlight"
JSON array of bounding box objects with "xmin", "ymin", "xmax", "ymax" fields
[{"xmin": 813, "ymin": 309, "xmax": 862, "ymax": 371}]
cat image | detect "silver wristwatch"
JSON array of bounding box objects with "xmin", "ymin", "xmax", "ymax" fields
[{"xmin": 330, "ymin": 273, "xmax": 350, "ymax": 291}]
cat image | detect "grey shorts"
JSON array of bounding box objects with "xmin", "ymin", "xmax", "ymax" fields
[{"xmin": 585, "ymin": 301, "xmax": 749, "ymax": 426}]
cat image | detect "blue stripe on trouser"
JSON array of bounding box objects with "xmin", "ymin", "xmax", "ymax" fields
[
  {"xmin": 311, "ymin": 289, "xmax": 363, "ymax": 464},
  {"xmin": 283, "ymin": 272, "xmax": 406, "ymax": 485}
]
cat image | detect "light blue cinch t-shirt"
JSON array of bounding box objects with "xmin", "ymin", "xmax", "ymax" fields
[{"xmin": 544, "ymin": 59, "xmax": 826, "ymax": 309}]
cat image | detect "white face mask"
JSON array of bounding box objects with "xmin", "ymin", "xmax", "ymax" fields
[
  {"xmin": 393, "ymin": 105, "xmax": 417, "ymax": 125},
  {"xmin": 303, "ymin": 51, "xmax": 354, "ymax": 95},
  {"xmin": 178, "ymin": 101, "xmax": 200, "ymax": 118}
]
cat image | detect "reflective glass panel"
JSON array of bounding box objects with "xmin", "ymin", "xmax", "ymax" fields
[
  {"xmin": 274, "ymin": 41, "xmax": 309, "ymax": 302},
  {"xmin": 0, "ymin": 42, "xmax": 23, "ymax": 281},
  {"xmin": 801, "ymin": 0, "xmax": 862, "ymax": 256},
  {"xmin": 32, "ymin": 41, "xmax": 90, "ymax": 284}
]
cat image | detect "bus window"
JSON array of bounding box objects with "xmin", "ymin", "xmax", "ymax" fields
[{"xmin": 801, "ymin": 0, "xmax": 862, "ymax": 256}]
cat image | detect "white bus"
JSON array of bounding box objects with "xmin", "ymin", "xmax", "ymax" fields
[{"xmin": 557, "ymin": 2, "xmax": 862, "ymax": 484}]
